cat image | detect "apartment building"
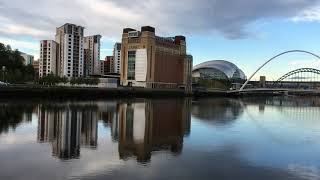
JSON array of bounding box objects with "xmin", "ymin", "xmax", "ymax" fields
[
  {"xmin": 84, "ymin": 35, "xmax": 102, "ymax": 76},
  {"xmin": 113, "ymin": 43, "xmax": 121, "ymax": 74},
  {"xmin": 55, "ymin": 23, "xmax": 84, "ymax": 77},
  {"xmin": 39, "ymin": 40, "xmax": 58, "ymax": 77},
  {"xmin": 99, "ymin": 60, "xmax": 105, "ymax": 75},
  {"xmin": 104, "ymin": 56, "xmax": 114, "ymax": 74}
]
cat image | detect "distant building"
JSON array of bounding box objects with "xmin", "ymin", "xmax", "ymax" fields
[
  {"xmin": 39, "ymin": 40, "xmax": 58, "ymax": 77},
  {"xmin": 120, "ymin": 26, "xmax": 192, "ymax": 92},
  {"xmin": 104, "ymin": 56, "xmax": 114, "ymax": 74},
  {"xmin": 99, "ymin": 60, "xmax": 105, "ymax": 75},
  {"xmin": 192, "ymin": 60, "xmax": 246, "ymax": 90},
  {"xmin": 33, "ymin": 60, "xmax": 39, "ymax": 77},
  {"xmin": 55, "ymin": 23, "xmax": 84, "ymax": 77},
  {"xmin": 84, "ymin": 35, "xmax": 102, "ymax": 76},
  {"xmin": 20, "ymin": 52, "xmax": 34, "ymax": 65},
  {"xmin": 260, "ymin": 76, "xmax": 266, "ymax": 88},
  {"xmin": 113, "ymin": 43, "xmax": 121, "ymax": 74}
]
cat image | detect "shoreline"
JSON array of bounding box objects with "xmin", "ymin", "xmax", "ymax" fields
[{"xmin": 1, "ymin": 86, "xmax": 320, "ymax": 99}]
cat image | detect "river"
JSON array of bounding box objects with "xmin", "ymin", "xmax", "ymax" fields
[{"xmin": 0, "ymin": 97, "xmax": 320, "ymax": 180}]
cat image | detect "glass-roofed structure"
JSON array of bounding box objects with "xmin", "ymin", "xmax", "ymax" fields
[{"xmin": 192, "ymin": 60, "xmax": 246, "ymax": 82}]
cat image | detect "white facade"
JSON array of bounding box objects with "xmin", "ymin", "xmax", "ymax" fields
[
  {"xmin": 135, "ymin": 49, "xmax": 148, "ymax": 82},
  {"xmin": 55, "ymin": 23, "xmax": 84, "ymax": 78},
  {"xmin": 84, "ymin": 35, "xmax": 101, "ymax": 76},
  {"xmin": 113, "ymin": 43, "xmax": 121, "ymax": 74},
  {"xmin": 39, "ymin": 40, "xmax": 57, "ymax": 77}
]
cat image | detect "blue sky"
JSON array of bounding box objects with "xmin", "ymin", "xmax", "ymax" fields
[{"xmin": 1, "ymin": 0, "xmax": 320, "ymax": 80}]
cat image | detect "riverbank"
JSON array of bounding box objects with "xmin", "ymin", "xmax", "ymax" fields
[
  {"xmin": 1, "ymin": 86, "xmax": 320, "ymax": 99},
  {"xmin": 0, "ymin": 86, "xmax": 229, "ymax": 99}
]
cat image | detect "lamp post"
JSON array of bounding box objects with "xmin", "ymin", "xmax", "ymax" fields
[{"xmin": 2, "ymin": 66, "xmax": 5, "ymax": 82}]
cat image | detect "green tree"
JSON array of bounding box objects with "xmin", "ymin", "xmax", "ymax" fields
[{"xmin": 0, "ymin": 42, "xmax": 36, "ymax": 83}]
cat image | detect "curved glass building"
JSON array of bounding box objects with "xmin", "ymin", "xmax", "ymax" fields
[{"xmin": 192, "ymin": 60, "xmax": 246, "ymax": 81}]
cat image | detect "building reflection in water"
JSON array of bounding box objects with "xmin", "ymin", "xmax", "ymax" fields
[
  {"xmin": 192, "ymin": 98, "xmax": 244, "ymax": 126},
  {"xmin": 99, "ymin": 102, "xmax": 119, "ymax": 142},
  {"xmin": 37, "ymin": 99, "xmax": 191, "ymax": 162},
  {"xmin": 37, "ymin": 103, "xmax": 99, "ymax": 160},
  {"xmin": 117, "ymin": 99, "xmax": 191, "ymax": 163}
]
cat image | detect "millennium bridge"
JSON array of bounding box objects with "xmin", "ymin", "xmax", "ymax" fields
[{"xmin": 233, "ymin": 50, "xmax": 320, "ymax": 95}]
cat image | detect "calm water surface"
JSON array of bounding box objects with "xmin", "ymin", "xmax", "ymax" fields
[{"xmin": 1, "ymin": 97, "xmax": 320, "ymax": 180}]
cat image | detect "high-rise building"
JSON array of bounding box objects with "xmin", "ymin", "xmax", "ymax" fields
[
  {"xmin": 120, "ymin": 26, "xmax": 192, "ymax": 92},
  {"xmin": 55, "ymin": 23, "xmax": 84, "ymax": 77},
  {"xmin": 84, "ymin": 35, "xmax": 102, "ymax": 76},
  {"xmin": 39, "ymin": 40, "xmax": 58, "ymax": 77},
  {"xmin": 113, "ymin": 43, "xmax": 121, "ymax": 74}
]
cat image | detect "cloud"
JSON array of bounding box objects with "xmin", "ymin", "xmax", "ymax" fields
[
  {"xmin": 0, "ymin": 0, "xmax": 320, "ymax": 57},
  {"xmin": 0, "ymin": 0, "xmax": 319, "ymax": 39},
  {"xmin": 293, "ymin": 6, "xmax": 320, "ymax": 22}
]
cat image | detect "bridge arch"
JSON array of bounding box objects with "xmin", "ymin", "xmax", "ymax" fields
[
  {"xmin": 274, "ymin": 68, "xmax": 320, "ymax": 84},
  {"xmin": 239, "ymin": 50, "xmax": 320, "ymax": 91}
]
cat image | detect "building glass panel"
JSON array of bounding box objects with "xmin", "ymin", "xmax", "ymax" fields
[{"xmin": 127, "ymin": 51, "xmax": 136, "ymax": 80}]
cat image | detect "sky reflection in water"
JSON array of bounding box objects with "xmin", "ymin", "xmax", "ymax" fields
[{"xmin": 0, "ymin": 97, "xmax": 320, "ymax": 180}]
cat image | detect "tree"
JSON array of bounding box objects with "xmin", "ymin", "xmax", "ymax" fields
[
  {"xmin": 37, "ymin": 73, "xmax": 67, "ymax": 86},
  {"xmin": 0, "ymin": 42, "xmax": 36, "ymax": 83}
]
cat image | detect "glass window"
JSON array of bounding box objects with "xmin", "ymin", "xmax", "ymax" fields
[{"xmin": 127, "ymin": 51, "xmax": 136, "ymax": 80}]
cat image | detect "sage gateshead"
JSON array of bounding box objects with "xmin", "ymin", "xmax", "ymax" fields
[{"xmin": 192, "ymin": 60, "xmax": 246, "ymax": 82}]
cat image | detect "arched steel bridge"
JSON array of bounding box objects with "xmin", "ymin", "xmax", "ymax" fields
[
  {"xmin": 273, "ymin": 68, "xmax": 320, "ymax": 85},
  {"xmin": 240, "ymin": 50, "xmax": 320, "ymax": 91}
]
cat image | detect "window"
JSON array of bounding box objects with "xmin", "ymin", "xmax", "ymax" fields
[{"xmin": 127, "ymin": 51, "xmax": 136, "ymax": 80}]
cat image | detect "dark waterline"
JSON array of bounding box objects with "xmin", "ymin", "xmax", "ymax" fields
[{"xmin": 0, "ymin": 97, "xmax": 320, "ymax": 180}]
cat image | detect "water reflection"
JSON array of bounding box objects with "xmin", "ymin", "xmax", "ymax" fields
[
  {"xmin": 1, "ymin": 97, "xmax": 320, "ymax": 180},
  {"xmin": 33, "ymin": 99, "xmax": 192, "ymax": 161},
  {"xmin": 192, "ymin": 98, "xmax": 244, "ymax": 125},
  {"xmin": 118, "ymin": 100, "xmax": 191, "ymax": 162},
  {"xmin": 37, "ymin": 103, "xmax": 99, "ymax": 159},
  {"xmin": 0, "ymin": 101, "xmax": 36, "ymax": 134}
]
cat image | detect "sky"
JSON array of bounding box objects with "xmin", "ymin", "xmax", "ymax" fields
[{"xmin": 1, "ymin": 0, "xmax": 320, "ymax": 80}]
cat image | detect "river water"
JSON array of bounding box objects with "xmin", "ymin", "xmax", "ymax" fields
[{"xmin": 0, "ymin": 97, "xmax": 320, "ymax": 180}]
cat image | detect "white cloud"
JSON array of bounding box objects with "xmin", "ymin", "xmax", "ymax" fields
[
  {"xmin": 0, "ymin": 24, "xmax": 50, "ymax": 38},
  {"xmin": 0, "ymin": 37, "xmax": 38, "ymax": 50},
  {"xmin": 292, "ymin": 5, "xmax": 320, "ymax": 22}
]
